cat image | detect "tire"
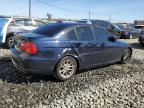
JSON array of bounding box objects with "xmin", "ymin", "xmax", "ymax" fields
[
  {"xmin": 120, "ymin": 48, "xmax": 132, "ymax": 64},
  {"xmin": 6, "ymin": 36, "xmax": 15, "ymax": 48},
  {"xmin": 53, "ymin": 56, "xmax": 77, "ymax": 81}
]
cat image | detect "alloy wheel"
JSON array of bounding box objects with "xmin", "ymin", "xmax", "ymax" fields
[
  {"xmin": 123, "ymin": 49, "xmax": 131, "ymax": 62},
  {"xmin": 58, "ymin": 59, "xmax": 76, "ymax": 79},
  {"xmin": 7, "ymin": 36, "xmax": 14, "ymax": 48}
]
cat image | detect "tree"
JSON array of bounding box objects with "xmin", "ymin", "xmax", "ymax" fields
[{"xmin": 47, "ymin": 13, "xmax": 52, "ymax": 20}]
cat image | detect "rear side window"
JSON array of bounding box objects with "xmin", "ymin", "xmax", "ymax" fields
[
  {"xmin": 76, "ymin": 26, "xmax": 94, "ymax": 41},
  {"xmin": 67, "ymin": 29, "xmax": 78, "ymax": 41},
  {"xmin": 33, "ymin": 23, "xmax": 69, "ymax": 36},
  {"xmin": 93, "ymin": 27, "xmax": 112, "ymax": 41}
]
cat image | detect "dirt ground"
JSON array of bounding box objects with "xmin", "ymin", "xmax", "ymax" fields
[{"xmin": 0, "ymin": 39, "xmax": 144, "ymax": 108}]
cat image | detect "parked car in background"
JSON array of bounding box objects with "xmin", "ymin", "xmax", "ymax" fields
[
  {"xmin": 11, "ymin": 22, "xmax": 132, "ymax": 81},
  {"xmin": 139, "ymin": 29, "xmax": 144, "ymax": 46},
  {"xmin": 76, "ymin": 19, "xmax": 121, "ymax": 39},
  {"xmin": 76, "ymin": 19, "xmax": 114, "ymax": 30},
  {"xmin": 0, "ymin": 15, "xmax": 46, "ymax": 48},
  {"xmin": 134, "ymin": 20, "xmax": 144, "ymax": 30},
  {"xmin": 115, "ymin": 23, "xmax": 140, "ymax": 39}
]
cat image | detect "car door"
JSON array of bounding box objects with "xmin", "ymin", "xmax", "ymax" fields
[
  {"xmin": 66, "ymin": 25, "xmax": 101, "ymax": 67},
  {"xmin": 93, "ymin": 27, "xmax": 123, "ymax": 64}
]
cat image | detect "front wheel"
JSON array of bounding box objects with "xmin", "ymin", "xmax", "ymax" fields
[
  {"xmin": 53, "ymin": 56, "xmax": 77, "ymax": 81},
  {"xmin": 6, "ymin": 36, "xmax": 15, "ymax": 48},
  {"xmin": 120, "ymin": 48, "xmax": 132, "ymax": 64}
]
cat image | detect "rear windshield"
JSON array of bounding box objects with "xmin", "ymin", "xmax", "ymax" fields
[{"xmin": 33, "ymin": 23, "xmax": 70, "ymax": 36}]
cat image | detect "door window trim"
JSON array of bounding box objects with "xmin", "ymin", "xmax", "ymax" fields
[{"xmin": 65, "ymin": 26, "xmax": 78, "ymax": 41}]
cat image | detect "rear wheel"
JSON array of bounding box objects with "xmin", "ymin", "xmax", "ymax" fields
[
  {"xmin": 6, "ymin": 36, "xmax": 14, "ymax": 48},
  {"xmin": 54, "ymin": 56, "xmax": 77, "ymax": 81},
  {"xmin": 120, "ymin": 48, "xmax": 132, "ymax": 64}
]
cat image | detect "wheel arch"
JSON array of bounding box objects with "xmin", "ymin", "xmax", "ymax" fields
[
  {"xmin": 54, "ymin": 54, "xmax": 80, "ymax": 72},
  {"xmin": 4, "ymin": 32, "xmax": 15, "ymax": 48},
  {"xmin": 6, "ymin": 32, "xmax": 15, "ymax": 39},
  {"xmin": 128, "ymin": 47, "xmax": 133, "ymax": 57}
]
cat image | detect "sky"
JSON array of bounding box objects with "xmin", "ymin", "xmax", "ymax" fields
[{"xmin": 0, "ymin": 0, "xmax": 144, "ymax": 23}]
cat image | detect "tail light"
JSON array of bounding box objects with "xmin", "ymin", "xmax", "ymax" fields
[{"xmin": 20, "ymin": 42, "xmax": 38, "ymax": 55}]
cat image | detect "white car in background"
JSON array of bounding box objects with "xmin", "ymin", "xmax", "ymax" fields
[{"xmin": 0, "ymin": 16, "xmax": 46, "ymax": 48}]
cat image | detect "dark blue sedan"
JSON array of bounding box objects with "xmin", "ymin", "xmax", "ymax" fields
[{"xmin": 11, "ymin": 23, "xmax": 132, "ymax": 81}]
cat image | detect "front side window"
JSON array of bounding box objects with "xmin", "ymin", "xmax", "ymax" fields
[
  {"xmin": 92, "ymin": 20, "xmax": 110, "ymax": 29},
  {"xmin": 66, "ymin": 29, "xmax": 78, "ymax": 41},
  {"xmin": 93, "ymin": 27, "xmax": 112, "ymax": 41},
  {"xmin": 75, "ymin": 26, "xmax": 94, "ymax": 41}
]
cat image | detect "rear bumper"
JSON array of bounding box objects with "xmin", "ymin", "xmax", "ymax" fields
[{"xmin": 11, "ymin": 51, "xmax": 58, "ymax": 75}]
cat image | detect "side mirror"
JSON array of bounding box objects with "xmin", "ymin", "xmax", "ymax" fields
[{"xmin": 108, "ymin": 36, "xmax": 116, "ymax": 42}]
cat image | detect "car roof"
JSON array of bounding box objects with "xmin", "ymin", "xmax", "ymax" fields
[
  {"xmin": 45, "ymin": 22, "xmax": 108, "ymax": 32},
  {"xmin": 47, "ymin": 22, "xmax": 90, "ymax": 27},
  {"xmin": 77, "ymin": 19, "xmax": 110, "ymax": 22}
]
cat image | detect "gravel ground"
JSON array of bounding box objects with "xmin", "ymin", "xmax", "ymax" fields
[
  {"xmin": 0, "ymin": 49, "xmax": 11, "ymax": 58},
  {"xmin": 0, "ymin": 39, "xmax": 144, "ymax": 108}
]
